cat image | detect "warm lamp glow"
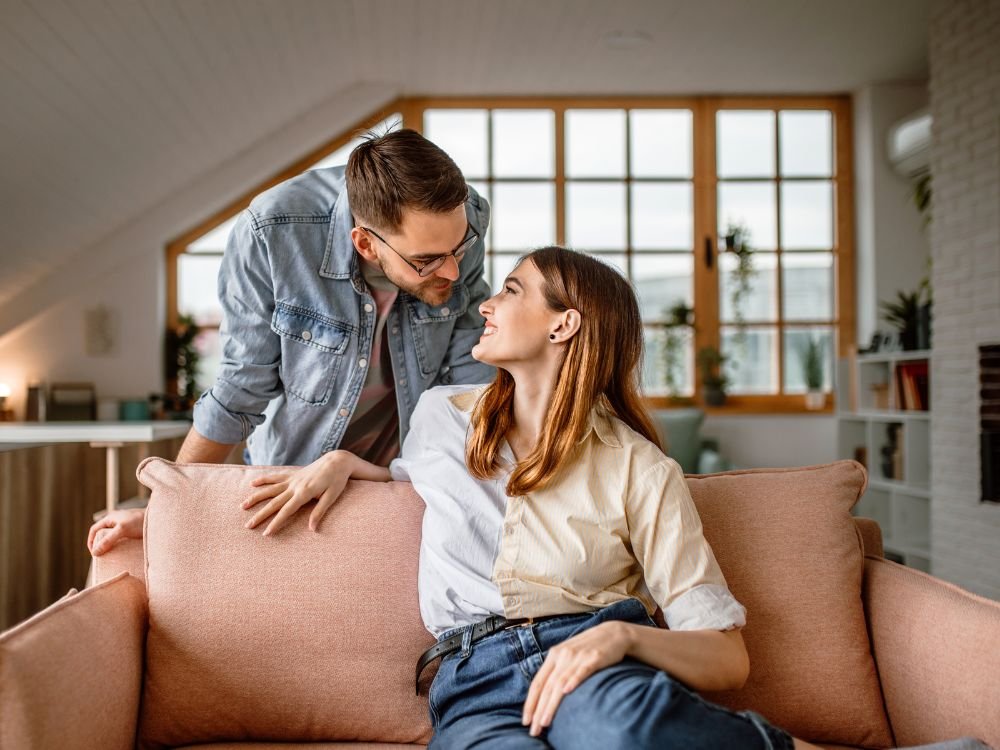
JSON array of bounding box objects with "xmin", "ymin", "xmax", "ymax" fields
[{"xmin": 0, "ymin": 383, "xmax": 11, "ymax": 399}]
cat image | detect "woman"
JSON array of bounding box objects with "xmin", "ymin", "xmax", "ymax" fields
[{"xmin": 244, "ymin": 246, "xmax": 814, "ymax": 749}]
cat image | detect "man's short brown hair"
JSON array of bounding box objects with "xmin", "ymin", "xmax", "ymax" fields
[{"xmin": 345, "ymin": 128, "xmax": 468, "ymax": 233}]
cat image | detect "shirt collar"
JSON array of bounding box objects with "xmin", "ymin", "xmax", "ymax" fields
[
  {"xmin": 319, "ymin": 187, "xmax": 360, "ymax": 281},
  {"xmin": 448, "ymin": 387, "xmax": 621, "ymax": 449}
]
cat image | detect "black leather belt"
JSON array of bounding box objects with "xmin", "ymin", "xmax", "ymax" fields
[{"xmin": 415, "ymin": 613, "xmax": 566, "ymax": 694}]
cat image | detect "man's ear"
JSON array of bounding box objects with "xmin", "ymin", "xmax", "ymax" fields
[{"xmin": 351, "ymin": 226, "xmax": 378, "ymax": 263}]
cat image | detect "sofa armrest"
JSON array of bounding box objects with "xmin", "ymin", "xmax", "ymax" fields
[
  {"xmin": 863, "ymin": 556, "xmax": 1000, "ymax": 749},
  {"xmin": 854, "ymin": 517, "xmax": 883, "ymax": 558},
  {"xmin": 86, "ymin": 537, "xmax": 146, "ymax": 587},
  {"xmin": 0, "ymin": 571, "xmax": 147, "ymax": 750}
]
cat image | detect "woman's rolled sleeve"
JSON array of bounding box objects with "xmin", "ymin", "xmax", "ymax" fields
[{"xmin": 626, "ymin": 458, "xmax": 746, "ymax": 632}]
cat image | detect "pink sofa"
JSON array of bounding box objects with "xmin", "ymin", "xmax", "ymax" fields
[{"xmin": 2, "ymin": 458, "xmax": 998, "ymax": 750}]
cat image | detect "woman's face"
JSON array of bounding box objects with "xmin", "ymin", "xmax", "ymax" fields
[{"xmin": 472, "ymin": 259, "xmax": 562, "ymax": 369}]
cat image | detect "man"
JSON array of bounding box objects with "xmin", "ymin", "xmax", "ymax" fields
[{"xmin": 88, "ymin": 128, "xmax": 494, "ymax": 555}]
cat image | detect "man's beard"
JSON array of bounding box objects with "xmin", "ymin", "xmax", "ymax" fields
[{"xmin": 377, "ymin": 255, "xmax": 454, "ymax": 306}]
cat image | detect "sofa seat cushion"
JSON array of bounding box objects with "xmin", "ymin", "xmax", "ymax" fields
[
  {"xmin": 137, "ymin": 458, "xmax": 435, "ymax": 748},
  {"xmin": 691, "ymin": 461, "xmax": 893, "ymax": 749}
]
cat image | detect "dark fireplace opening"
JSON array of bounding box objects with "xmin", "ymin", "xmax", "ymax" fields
[{"xmin": 981, "ymin": 344, "xmax": 1000, "ymax": 504}]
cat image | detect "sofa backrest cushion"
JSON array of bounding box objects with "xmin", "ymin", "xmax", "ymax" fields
[
  {"xmin": 0, "ymin": 571, "xmax": 146, "ymax": 750},
  {"xmin": 693, "ymin": 461, "xmax": 893, "ymax": 748},
  {"xmin": 136, "ymin": 458, "xmax": 435, "ymax": 748}
]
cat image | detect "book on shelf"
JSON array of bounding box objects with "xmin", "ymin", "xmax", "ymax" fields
[{"xmin": 895, "ymin": 361, "xmax": 930, "ymax": 410}]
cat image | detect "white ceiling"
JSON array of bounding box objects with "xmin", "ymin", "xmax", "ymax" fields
[{"xmin": 0, "ymin": 0, "xmax": 930, "ymax": 319}]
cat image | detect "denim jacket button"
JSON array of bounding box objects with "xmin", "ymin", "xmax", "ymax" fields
[
  {"xmin": 440, "ymin": 307, "xmax": 450, "ymax": 316},
  {"xmin": 364, "ymin": 303, "xmax": 373, "ymax": 313},
  {"xmin": 301, "ymin": 330, "xmax": 312, "ymax": 341},
  {"xmin": 391, "ymin": 326, "xmax": 399, "ymax": 334},
  {"xmin": 358, "ymin": 358, "xmax": 367, "ymax": 368},
  {"xmin": 338, "ymin": 408, "xmax": 349, "ymax": 417}
]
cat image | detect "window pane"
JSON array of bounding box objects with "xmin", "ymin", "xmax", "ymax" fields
[
  {"xmin": 492, "ymin": 182, "xmax": 555, "ymax": 251},
  {"xmin": 781, "ymin": 181, "xmax": 833, "ymax": 249},
  {"xmin": 784, "ymin": 326, "xmax": 834, "ymax": 394},
  {"xmin": 178, "ymin": 255, "xmax": 222, "ymax": 326},
  {"xmin": 567, "ymin": 182, "xmax": 626, "ymax": 250},
  {"xmin": 722, "ymin": 326, "xmax": 778, "ymax": 394},
  {"xmin": 718, "ymin": 182, "xmax": 777, "ymax": 250},
  {"xmin": 490, "ymin": 253, "xmax": 524, "ymax": 294},
  {"xmin": 192, "ymin": 328, "xmax": 222, "ymax": 395},
  {"xmin": 187, "ymin": 217, "xmax": 236, "ymax": 254},
  {"xmin": 719, "ymin": 251, "xmax": 777, "ymax": 323},
  {"xmin": 592, "ymin": 253, "xmax": 627, "ymax": 277},
  {"xmin": 424, "ymin": 109, "xmax": 488, "ymax": 178},
  {"xmin": 566, "ymin": 109, "xmax": 626, "ymax": 177},
  {"xmin": 632, "ymin": 254, "xmax": 693, "ymax": 322},
  {"xmin": 630, "ymin": 110, "xmax": 693, "ymax": 178},
  {"xmin": 782, "ymin": 252, "xmax": 834, "ymax": 321},
  {"xmin": 644, "ymin": 326, "xmax": 694, "ymax": 397},
  {"xmin": 631, "ymin": 183, "xmax": 693, "ymax": 250},
  {"xmin": 779, "ymin": 110, "xmax": 833, "ymax": 177},
  {"xmin": 309, "ymin": 113, "xmax": 402, "ymax": 170},
  {"xmin": 492, "ymin": 110, "xmax": 554, "ymax": 178},
  {"xmin": 717, "ymin": 110, "xmax": 775, "ymax": 178}
]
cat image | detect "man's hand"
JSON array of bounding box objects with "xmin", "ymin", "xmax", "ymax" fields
[
  {"xmin": 521, "ymin": 620, "xmax": 634, "ymax": 737},
  {"xmin": 88, "ymin": 508, "xmax": 145, "ymax": 556},
  {"xmin": 243, "ymin": 451, "xmax": 355, "ymax": 536}
]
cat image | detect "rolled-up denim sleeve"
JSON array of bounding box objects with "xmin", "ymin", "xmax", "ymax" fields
[
  {"xmin": 439, "ymin": 188, "xmax": 496, "ymax": 387},
  {"xmin": 192, "ymin": 210, "xmax": 282, "ymax": 444}
]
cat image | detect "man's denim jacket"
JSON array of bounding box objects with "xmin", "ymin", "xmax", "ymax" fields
[{"xmin": 192, "ymin": 166, "xmax": 495, "ymax": 465}]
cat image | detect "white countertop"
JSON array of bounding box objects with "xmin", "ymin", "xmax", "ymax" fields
[{"xmin": 0, "ymin": 421, "xmax": 191, "ymax": 449}]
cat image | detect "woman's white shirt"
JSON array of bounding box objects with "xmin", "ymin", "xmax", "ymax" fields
[{"xmin": 389, "ymin": 385, "xmax": 747, "ymax": 638}]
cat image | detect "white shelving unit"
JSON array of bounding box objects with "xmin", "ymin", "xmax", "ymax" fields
[{"xmin": 836, "ymin": 349, "xmax": 932, "ymax": 572}]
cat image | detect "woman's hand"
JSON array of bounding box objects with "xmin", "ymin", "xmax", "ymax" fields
[
  {"xmin": 521, "ymin": 620, "xmax": 634, "ymax": 737},
  {"xmin": 88, "ymin": 508, "xmax": 145, "ymax": 556},
  {"xmin": 244, "ymin": 450, "xmax": 355, "ymax": 536}
]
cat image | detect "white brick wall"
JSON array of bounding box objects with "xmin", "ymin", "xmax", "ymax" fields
[{"xmin": 928, "ymin": 0, "xmax": 1000, "ymax": 599}]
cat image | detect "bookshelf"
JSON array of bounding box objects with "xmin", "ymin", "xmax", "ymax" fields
[{"xmin": 836, "ymin": 349, "xmax": 932, "ymax": 572}]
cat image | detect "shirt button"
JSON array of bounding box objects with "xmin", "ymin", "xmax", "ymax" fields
[
  {"xmin": 399, "ymin": 378, "xmax": 407, "ymax": 386},
  {"xmin": 301, "ymin": 330, "xmax": 312, "ymax": 341},
  {"xmin": 364, "ymin": 303, "xmax": 374, "ymax": 313},
  {"xmin": 338, "ymin": 408, "xmax": 349, "ymax": 417},
  {"xmin": 440, "ymin": 307, "xmax": 450, "ymax": 316},
  {"xmin": 506, "ymin": 597, "xmax": 516, "ymax": 607},
  {"xmin": 504, "ymin": 523, "xmax": 514, "ymax": 534},
  {"xmin": 358, "ymin": 358, "xmax": 367, "ymax": 368}
]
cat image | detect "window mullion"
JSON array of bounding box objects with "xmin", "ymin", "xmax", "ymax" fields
[{"xmin": 693, "ymin": 99, "xmax": 721, "ymax": 405}]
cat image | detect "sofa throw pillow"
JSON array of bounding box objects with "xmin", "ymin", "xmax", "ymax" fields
[
  {"xmin": 136, "ymin": 458, "xmax": 435, "ymax": 748},
  {"xmin": 692, "ymin": 461, "xmax": 893, "ymax": 748}
]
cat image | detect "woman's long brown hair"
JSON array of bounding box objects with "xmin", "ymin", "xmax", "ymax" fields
[{"xmin": 466, "ymin": 246, "xmax": 663, "ymax": 496}]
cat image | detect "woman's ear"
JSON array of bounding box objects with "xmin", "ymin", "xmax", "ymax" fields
[
  {"xmin": 351, "ymin": 226, "xmax": 378, "ymax": 263},
  {"xmin": 551, "ymin": 309, "xmax": 582, "ymax": 342}
]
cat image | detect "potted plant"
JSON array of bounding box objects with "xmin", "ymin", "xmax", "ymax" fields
[
  {"xmin": 798, "ymin": 336, "xmax": 826, "ymax": 410},
  {"xmin": 661, "ymin": 301, "xmax": 694, "ymax": 402},
  {"xmin": 723, "ymin": 221, "xmax": 756, "ymax": 344},
  {"xmin": 165, "ymin": 314, "xmax": 202, "ymax": 412},
  {"xmin": 697, "ymin": 346, "xmax": 729, "ymax": 407},
  {"xmin": 880, "ymin": 289, "xmax": 922, "ymax": 351}
]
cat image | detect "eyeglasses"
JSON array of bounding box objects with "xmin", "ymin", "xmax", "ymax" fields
[{"xmin": 361, "ymin": 224, "xmax": 479, "ymax": 278}]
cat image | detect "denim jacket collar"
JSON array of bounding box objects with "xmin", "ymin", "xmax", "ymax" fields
[{"xmin": 319, "ymin": 189, "xmax": 363, "ymax": 287}]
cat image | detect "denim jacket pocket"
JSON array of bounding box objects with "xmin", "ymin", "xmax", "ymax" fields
[
  {"xmin": 271, "ymin": 301, "xmax": 352, "ymax": 405},
  {"xmin": 409, "ymin": 284, "xmax": 470, "ymax": 377}
]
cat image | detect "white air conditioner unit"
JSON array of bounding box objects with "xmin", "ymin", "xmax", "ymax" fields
[{"xmin": 887, "ymin": 108, "xmax": 932, "ymax": 178}]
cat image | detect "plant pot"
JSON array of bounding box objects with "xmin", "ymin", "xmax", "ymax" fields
[
  {"xmin": 804, "ymin": 390, "xmax": 825, "ymax": 410},
  {"xmin": 900, "ymin": 326, "xmax": 919, "ymax": 351},
  {"xmin": 704, "ymin": 387, "xmax": 727, "ymax": 407},
  {"xmin": 916, "ymin": 303, "xmax": 932, "ymax": 350}
]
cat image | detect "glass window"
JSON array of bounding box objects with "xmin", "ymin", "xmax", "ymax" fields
[
  {"xmin": 491, "ymin": 182, "xmax": 556, "ymax": 251},
  {"xmin": 717, "ymin": 110, "xmax": 775, "ymax": 178},
  {"xmin": 631, "ymin": 183, "xmax": 693, "ymax": 250},
  {"xmin": 423, "ymin": 109, "xmax": 489, "ymax": 178},
  {"xmin": 779, "ymin": 110, "xmax": 833, "ymax": 177},
  {"xmin": 630, "ymin": 110, "xmax": 693, "ymax": 178},
  {"xmin": 566, "ymin": 109, "xmax": 626, "ymax": 178},
  {"xmin": 492, "ymin": 110, "xmax": 554, "ymax": 178},
  {"xmin": 566, "ymin": 182, "xmax": 627, "ymax": 250}
]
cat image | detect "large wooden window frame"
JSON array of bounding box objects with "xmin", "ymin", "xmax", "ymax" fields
[{"xmin": 167, "ymin": 96, "xmax": 854, "ymax": 414}]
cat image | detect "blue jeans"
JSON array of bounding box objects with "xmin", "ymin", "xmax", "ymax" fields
[{"xmin": 427, "ymin": 598, "xmax": 795, "ymax": 750}]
